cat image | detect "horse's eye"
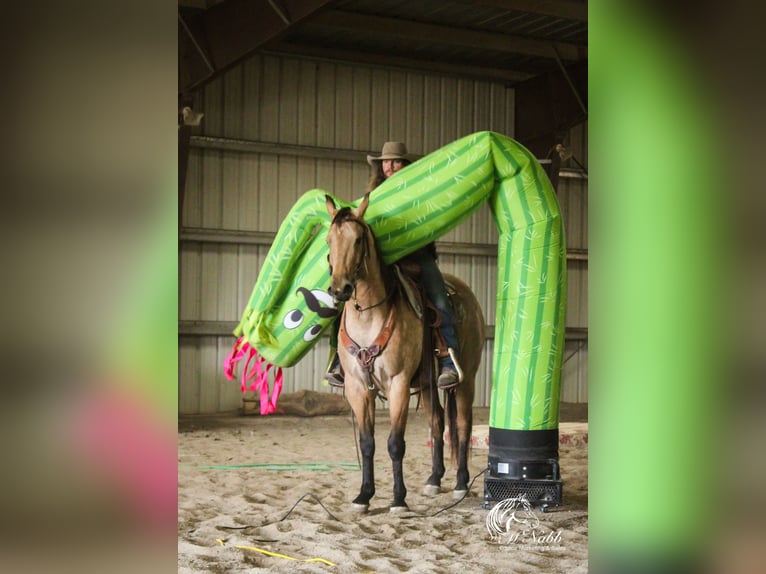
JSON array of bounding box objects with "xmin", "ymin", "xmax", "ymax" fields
[{"xmin": 354, "ymin": 237, "xmax": 362, "ymax": 246}]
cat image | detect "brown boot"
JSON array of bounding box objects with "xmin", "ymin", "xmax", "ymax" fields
[
  {"xmin": 324, "ymin": 353, "xmax": 345, "ymax": 388},
  {"xmin": 436, "ymin": 349, "xmax": 462, "ymax": 390},
  {"xmin": 437, "ymin": 367, "xmax": 459, "ymax": 390}
]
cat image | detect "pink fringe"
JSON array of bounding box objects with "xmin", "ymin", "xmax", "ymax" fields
[{"xmin": 223, "ymin": 337, "xmax": 283, "ymax": 415}]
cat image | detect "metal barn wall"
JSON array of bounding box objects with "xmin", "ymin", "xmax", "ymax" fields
[
  {"xmin": 179, "ymin": 53, "xmax": 587, "ymax": 414},
  {"xmin": 559, "ymin": 121, "xmax": 588, "ymax": 403}
]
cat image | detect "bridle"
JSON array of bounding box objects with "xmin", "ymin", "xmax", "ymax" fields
[
  {"xmin": 329, "ymin": 213, "xmax": 391, "ymax": 312},
  {"xmin": 330, "ymin": 211, "xmax": 399, "ymax": 391}
]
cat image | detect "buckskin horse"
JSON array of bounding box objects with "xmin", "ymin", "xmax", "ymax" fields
[{"xmin": 325, "ymin": 193, "xmax": 486, "ymax": 512}]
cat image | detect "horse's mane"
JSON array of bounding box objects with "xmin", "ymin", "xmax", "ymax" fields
[{"xmin": 330, "ymin": 206, "xmax": 359, "ymax": 226}]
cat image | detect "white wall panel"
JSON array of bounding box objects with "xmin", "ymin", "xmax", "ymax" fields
[{"xmin": 180, "ymin": 52, "xmax": 586, "ymax": 414}]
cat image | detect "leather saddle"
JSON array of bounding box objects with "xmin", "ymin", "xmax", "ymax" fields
[{"xmin": 393, "ymin": 260, "xmax": 451, "ymax": 392}]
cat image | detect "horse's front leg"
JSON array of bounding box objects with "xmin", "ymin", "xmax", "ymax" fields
[
  {"xmin": 387, "ymin": 375, "xmax": 411, "ymax": 512},
  {"xmin": 347, "ymin": 381, "xmax": 376, "ymax": 512}
]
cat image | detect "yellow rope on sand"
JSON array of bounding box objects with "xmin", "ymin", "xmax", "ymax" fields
[{"xmin": 215, "ymin": 539, "xmax": 336, "ymax": 567}]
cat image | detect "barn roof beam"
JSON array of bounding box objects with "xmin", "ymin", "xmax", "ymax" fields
[
  {"xmin": 263, "ymin": 41, "xmax": 532, "ymax": 84},
  {"xmin": 179, "ymin": 0, "xmax": 335, "ymax": 96},
  {"xmin": 456, "ymin": 0, "xmax": 588, "ymax": 22},
  {"xmin": 310, "ymin": 10, "xmax": 587, "ymax": 61}
]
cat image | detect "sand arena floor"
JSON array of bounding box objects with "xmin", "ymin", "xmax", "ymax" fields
[{"xmin": 179, "ymin": 404, "xmax": 588, "ymax": 573}]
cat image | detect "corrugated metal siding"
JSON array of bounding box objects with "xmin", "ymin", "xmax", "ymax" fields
[
  {"xmin": 559, "ymin": 121, "xmax": 588, "ymax": 402},
  {"xmin": 561, "ymin": 340, "xmax": 588, "ymax": 403},
  {"xmin": 179, "ymin": 52, "xmax": 587, "ymax": 414}
]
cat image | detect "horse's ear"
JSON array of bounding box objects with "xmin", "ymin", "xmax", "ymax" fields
[
  {"xmin": 354, "ymin": 193, "xmax": 370, "ymax": 219},
  {"xmin": 325, "ymin": 194, "xmax": 337, "ymax": 219}
]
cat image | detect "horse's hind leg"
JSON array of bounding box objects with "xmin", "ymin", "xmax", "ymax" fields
[
  {"xmin": 452, "ymin": 380, "xmax": 475, "ymax": 498},
  {"xmin": 420, "ymin": 383, "xmax": 445, "ymax": 496},
  {"xmin": 347, "ymin": 385, "xmax": 376, "ymax": 512}
]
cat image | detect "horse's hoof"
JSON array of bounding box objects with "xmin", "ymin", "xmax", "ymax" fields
[
  {"xmin": 389, "ymin": 504, "xmax": 409, "ymax": 514},
  {"xmin": 423, "ymin": 484, "xmax": 441, "ymax": 496},
  {"xmin": 453, "ymin": 489, "xmax": 469, "ymax": 501},
  {"xmin": 351, "ymin": 503, "xmax": 369, "ymax": 514}
]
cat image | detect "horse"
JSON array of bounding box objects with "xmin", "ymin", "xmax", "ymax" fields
[{"xmin": 325, "ymin": 193, "xmax": 486, "ymax": 512}]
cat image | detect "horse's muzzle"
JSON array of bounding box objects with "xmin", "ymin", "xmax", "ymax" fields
[{"xmin": 328, "ymin": 283, "xmax": 353, "ymax": 302}]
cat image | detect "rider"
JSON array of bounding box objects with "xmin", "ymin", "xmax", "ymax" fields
[{"xmin": 324, "ymin": 141, "xmax": 462, "ymax": 390}]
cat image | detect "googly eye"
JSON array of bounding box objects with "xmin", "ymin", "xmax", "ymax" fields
[
  {"xmin": 282, "ymin": 309, "xmax": 303, "ymax": 329},
  {"xmin": 303, "ymin": 324, "xmax": 322, "ymax": 342}
]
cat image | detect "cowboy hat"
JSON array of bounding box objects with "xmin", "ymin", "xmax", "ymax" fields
[{"xmin": 366, "ymin": 141, "xmax": 416, "ymax": 166}]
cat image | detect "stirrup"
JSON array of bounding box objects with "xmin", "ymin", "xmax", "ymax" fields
[
  {"xmin": 325, "ymin": 354, "xmax": 345, "ymax": 388},
  {"xmin": 325, "ymin": 371, "xmax": 345, "ymax": 388},
  {"xmin": 437, "ymin": 368, "xmax": 459, "ymax": 390}
]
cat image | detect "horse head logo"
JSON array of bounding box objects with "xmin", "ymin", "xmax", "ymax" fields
[{"xmin": 486, "ymin": 495, "xmax": 540, "ymax": 542}]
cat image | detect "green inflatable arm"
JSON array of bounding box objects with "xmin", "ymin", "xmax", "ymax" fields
[{"xmin": 225, "ymin": 131, "xmax": 566, "ymax": 429}]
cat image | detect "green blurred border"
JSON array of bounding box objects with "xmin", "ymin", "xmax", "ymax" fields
[{"xmin": 590, "ymin": 0, "xmax": 725, "ymax": 565}]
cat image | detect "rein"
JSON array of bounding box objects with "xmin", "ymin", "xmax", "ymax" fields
[{"xmin": 353, "ymin": 287, "xmax": 394, "ymax": 312}]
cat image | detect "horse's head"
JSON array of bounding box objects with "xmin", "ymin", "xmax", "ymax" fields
[{"xmin": 325, "ymin": 193, "xmax": 371, "ymax": 302}]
